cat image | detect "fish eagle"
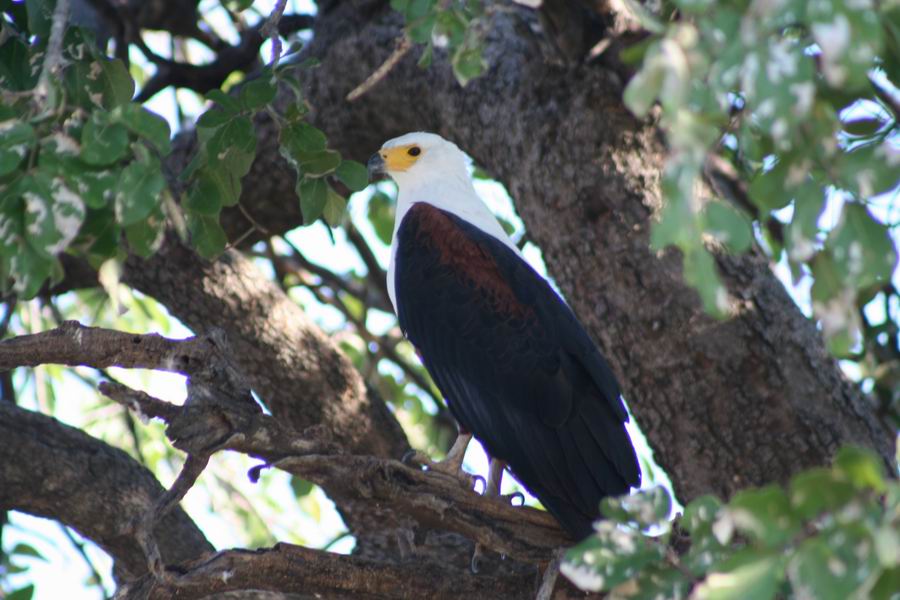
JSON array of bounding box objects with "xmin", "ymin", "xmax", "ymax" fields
[{"xmin": 368, "ymin": 132, "xmax": 640, "ymax": 539}]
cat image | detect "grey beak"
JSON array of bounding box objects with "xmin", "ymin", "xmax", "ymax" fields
[{"xmin": 367, "ymin": 153, "xmax": 386, "ymax": 181}]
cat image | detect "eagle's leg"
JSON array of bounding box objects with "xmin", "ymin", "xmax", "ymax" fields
[
  {"xmin": 484, "ymin": 458, "xmax": 525, "ymax": 505},
  {"xmin": 403, "ymin": 430, "xmax": 480, "ymax": 490}
]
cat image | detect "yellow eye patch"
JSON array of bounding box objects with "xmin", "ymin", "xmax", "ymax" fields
[{"xmin": 380, "ymin": 144, "xmax": 423, "ymax": 172}]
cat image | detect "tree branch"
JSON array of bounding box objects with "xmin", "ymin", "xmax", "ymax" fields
[
  {"xmin": 95, "ymin": 374, "xmax": 569, "ymax": 565},
  {"xmin": 0, "ymin": 320, "xmax": 213, "ymax": 373},
  {"xmin": 0, "ymin": 402, "xmax": 213, "ymax": 579},
  {"xmin": 118, "ymin": 543, "xmax": 546, "ymax": 600}
]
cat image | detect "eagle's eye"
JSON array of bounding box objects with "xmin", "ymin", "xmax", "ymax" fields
[{"xmin": 408, "ymin": 147, "xmax": 421, "ymax": 157}]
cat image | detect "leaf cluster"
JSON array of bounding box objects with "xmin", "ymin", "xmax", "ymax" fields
[
  {"xmin": 563, "ymin": 446, "xmax": 900, "ymax": 600},
  {"xmin": 390, "ymin": 0, "xmax": 489, "ymax": 86},
  {"xmin": 1, "ymin": 2, "xmax": 170, "ymax": 297},
  {"xmin": 623, "ymin": 0, "xmax": 899, "ymax": 359}
]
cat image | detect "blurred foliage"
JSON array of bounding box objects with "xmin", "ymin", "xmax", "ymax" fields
[
  {"xmin": 389, "ymin": 0, "xmax": 488, "ymax": 86},
  {"xmin": 620, "ymin": 0, "xmax": 899, "ymax": 358},
  {"xmin": 563, "ymin": 445, "xmax": 900, "ymax": 600},
  {"xmin": 0, "ymin": 542, "xmax": 43, "ymax": 600}
]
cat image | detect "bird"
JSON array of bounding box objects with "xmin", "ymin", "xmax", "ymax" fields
[{"xmin": 367, "ymin": 131, "xmax": 641, "ymax": 540}]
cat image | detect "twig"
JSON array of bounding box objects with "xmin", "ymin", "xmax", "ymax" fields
[
  {"xmin": 134, "ymin": 14, "xmax": 313, "ymax": 102},
  {"xmin": 136, "ymin": 452, "xmax": 211, "ymax": 581},
  {"xmin": 344, "ymin": 222, "xmax": 391, "ymax": 305},
  {"xmin": 0, "ymin": 321, "xmax": 213, "ymax": 374},
  {"xmin": 536, "ymin": 548, "xmax": 564, "ymax": 600},
  {"xmin": 58, "ymin": 524, "xmax": 109, "ymax": 598},
  {"xmin": 346, "ymin": 36, "xmax": 413, "ymax": 102},
  {"xmin": 35, "ymin": 0, "xmax": 70, "ymax": 102},
  {"xmin": 261, "ymin": 0, "xmax": 288, "ymax": 65}
]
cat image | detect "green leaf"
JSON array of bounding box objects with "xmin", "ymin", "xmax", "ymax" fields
[
  {"xmin": 0, "ymin": 121, "xmax": 35, "ymax": 176},
  {"xmin": 787, "ymin": 527, "xmax": 880, "ymax": 600},
  {"xmin": 563, "ymin": 521, "xmax": 666, "ymax": 592},
  {"xmin": 76, "ymin": 170, "xmax": 118, "ymax": 210},
  {"xmin": 748, "ymin": 156, "xmax": 803, "ymax": 213},
  {"xmin": 834, "ymin": 446, "xmax": 887, "ymax": 493},
  {"xmin": 683, "ymin": 246, "xmax": 728, "ymax": 318},
  {"xmin": 298, "ymin": 176, "xmax": 327, "ymax": 224},
  {"xmin": 601, "ymin": 486, "xmax": 672, "ymax": 530},
  {"xmin": 239, "ymin": 72, "xmax": 278, "ymax": 110},
  {"xmin": 322, "ymin": 184, "xmax": 346, "ymax": 226},
  {"xmin": 114, "ymin": 156, "xmax": 165, "ymax": 226},
  {"xmin": 111, "ymin": 104, "xmax": 171, "ymax": 154},
  {"xmin": 224, "ymin": 0, "xmax": 254, "ymax": 9},
  {"xmin": 296, "ymin": 149, "xmax": 341, "ymax": 177},
  {"xmin": 184, "ymin": 171, "xmax": 223, "ymax": 215},
  {"xmin": 7, "ymin": 584, "xmax": 35, "ymax": 600},
  {"xmin": 290, "ymin": 476, "xmax": 315, "ymax": 498},
  {"xmin": 90, "ymin": 58, "xmax": 136, "ymax": 108},
  {"xmin": 870, "ymin": 567, "xmax": 900, "ymax": 600},
  {"xmin": 622, "ymin": 563, "xmax": 692, "ymax": 600},
  {"xmin": 695, "ymin": 553, "xmax": 784, "ymax": 600},
  {"xmin": 11, "ymin": 543, "xmax": 45, "ymax": 560},
  {"xmin": 740, "ymin": 39, "xmax": 815, "ymax": 146},
  {"xmin": 843, "ymin": 117, "xmax": 883, "ymax": 137},
  {"xmin": 726, "ymin": 485, "xmax": 798, "ymax": 548},
  {"xmin": 623, "ymin": 42, "xmax": 665, "ymax": 117},
  {"xmin": 125, "ymin": 207, "xmax": 166, "ymax": 258},
  {"xmin": 809, "ymin": 2, "xmax": 883, "ymax": 91},
  {"xmin": 281, "ymin": 121, "xmax": 328, "ymax": 154},
  {"xmin": 828, "ymin": 203, "xmax": 897, "ymax": 293},
  {"xmin": 205, "ymin": 89, "xmax": 242, "ymax": 114},
  {"xmin": 80, "ymin": 116, "xmax": 129, "ymax": 166},
  {"xmin": 20, "ymin": 173, "xmax": 86, "ymax": 258},
  {"xmin": 673, "ymin": 0, "xmax": 714, "ymax": 15},
  {"xmin": 704, "ymin": 201, "xmax": 752, "ymax": 254},
  {"xmin": 187, "ymin": 211, "xmax": 228, "ymax": 259},
  {"xmin": 451, "ymin": 39, "xmax": 487, "ymax": 87},
  {"xmin": 682, "ymin": 495, "xmax": 732, "ymax": 575},
  {"xmin": 25, "ymin": 0, "xmax": 52, "ymax": 37},
  {"xmin": 196, "ymin": 108, "xmax": 233, "ymax": 129},
  {"xmin": 789, "ymin": 467, "xmax": 856, "ymax": 519},
  {"xmin": 335, "ymin": 160, "xmax": 369, "ymax": 192},
  {"xmin": 79, "ymin": 206, "xmax": 120, "ymax": 265},
  {"xmin": 367, "ymin": 191, "xmax": 395, "ymax": 245},
  {"xmin": 205, "ymin": 115, "xmax": 257, "ymax": 205},
  {"xmin": 7, "ymin": 238, "xmax": 56, "ymax": 299},
  {"xmin": 682, "ymin": 495, "xmax": 723, "ymax": 537},
  {"xmin": 0, "ymin": 35, "xmax": 36, "ymax": 91}
]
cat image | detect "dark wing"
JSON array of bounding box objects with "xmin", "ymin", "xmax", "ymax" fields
[{"xmin": 394, "ymin": 203, "xmax": 640, "ymax": 538}]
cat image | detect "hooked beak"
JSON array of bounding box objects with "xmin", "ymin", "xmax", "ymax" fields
[{"xmin": 367, "ymin": 152, "xmax": 386, "ymax": 182}]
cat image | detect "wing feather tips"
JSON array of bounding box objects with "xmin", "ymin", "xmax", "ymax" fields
[{"xmin": 580, "ymin": 400, "xmax": 642, "ymax": 488}]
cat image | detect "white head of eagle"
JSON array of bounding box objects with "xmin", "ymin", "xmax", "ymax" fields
[{"xmin": 368, "ymin": 132, "xmax": 641, "ymax": 540}]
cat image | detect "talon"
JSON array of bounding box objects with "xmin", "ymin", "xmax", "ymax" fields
[
  {"xmin": 402, "ymin": 449, "xmax": 427, "ymax": 466},
  {"xmin": 405, "ymin": 431, "xmax": 475, "ymax": 490},
  {"xmin": 504, "ymin": 491, "xmax": 525, "ymax": 506}
]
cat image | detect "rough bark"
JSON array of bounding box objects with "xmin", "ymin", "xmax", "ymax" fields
[
  {"xmin": 0, "ymin": 402, "xmax": 213, "ymax": 579},
  {"xmin": 126, "ymin": 544, "xmax": 546, "ymax": 600}
]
